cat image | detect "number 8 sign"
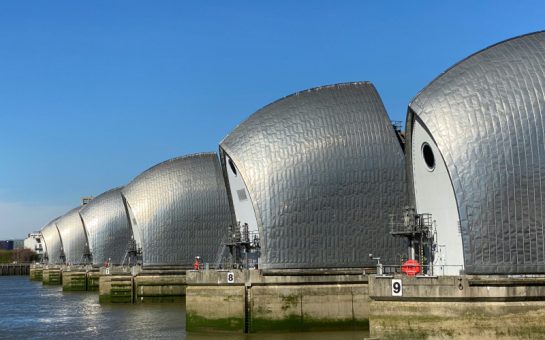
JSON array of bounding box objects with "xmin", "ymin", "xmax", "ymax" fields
[
  {"xmin": 391, "ymin": 279, "xmax": 402, "ymax": 296},
  {"xmin": 227, "ymin": 272, "xmax": 235, "ymax": 283}
]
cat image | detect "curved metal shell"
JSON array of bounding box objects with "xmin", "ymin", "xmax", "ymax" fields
[
  {"xmin": 408, "ymin": 31, "xmax": 545, "ymax": 274},
  {"xmin": 55, "ymin": 206, "xmax": 89, "ymax": 265},
  {"xmin": 220, "ymin": 82, "xmax": 407, "ymax": 269},
  {"xmin": 40, "ymin": 217, "xmax": 63, "ymax": 265},
  {"xmin": 121, "ymin": 153, "xmax": 232, "ymax": 267},
  {"xmin": 79, "ymin": 187, "xmax": 133, "ymax": 266}
]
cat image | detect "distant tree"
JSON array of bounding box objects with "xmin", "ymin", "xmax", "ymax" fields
[
  {"xmin": 10, "ymin": 249, "xmax": 38, "ymax": 263},
  {"xmin": 0, "ymin": 250, "xmax": 11, "ymax": 263}
]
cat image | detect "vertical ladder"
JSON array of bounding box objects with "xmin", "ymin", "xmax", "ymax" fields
[{"xmin": 214, "ymin": 235, "xmax": 228, "ymax": 269}]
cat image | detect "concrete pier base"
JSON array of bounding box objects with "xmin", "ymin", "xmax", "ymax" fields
[
  {"xmin": 0, "ymin": 264, "xmax": 30, "ymax": 276},
  {"xmin": 62, "ymin": 269, "xmax": 87, "ymax": 291},
  {"xmin": 29, "ymin": 264, "xmax": 43, "ymax": 281},
  {"xmin": 87, "ymin": 270, "xmax": 100, "ymax": 291},
  {"xmin": 134, "ymin": 269, "xmax": 186, "ymax": 303},
  {"xmin": 186, "ymin": 269, "xmax": 369, "ymax": 333},
  {"xmin": 98, "ymin": 266, "xmax": 186, "ymax": 304},
  {"xmin": 61, "ymin": 267, "xmax": 101, "ymax": 291},
  {"xmin": 42, "ymin": 267, "xmax": 62, "ymax": 285},
  {"xmin": 99, "ymin": 272, "xmax": 134, "ymax": 303},
  {"xmin": 369, "ymin": 274, "xmax": 545, "ymax": 339}
]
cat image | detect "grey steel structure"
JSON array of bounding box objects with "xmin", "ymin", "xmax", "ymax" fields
[
  {"xmin": 55, "ymin": 206, "xmax": 89, "ymax": 265},
  {"xmin": 220, "ymin": 82, "xmax": 407, "ymax": 269},
  {"xmin": 121, "ymin": 153, "xmax": 232, "ymax": 267},
  {"xmin": 40, "ymin": 217, "xmax": 63, "ymax": 265},
  {"xmin": 79, "ymin": 187, "xmax": 133, "ymax": 266},
  {"xmin": 407, "ymin": 31, "xmax": 545, "ymax": 274}
]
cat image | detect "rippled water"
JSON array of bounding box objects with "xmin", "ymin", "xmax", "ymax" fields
[{"xmin": 0, "ymin": 277, "xmax": 369, "ymax": 339}]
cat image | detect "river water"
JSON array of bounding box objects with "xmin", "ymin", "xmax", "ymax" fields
[{"xmin": 0, "ymin": 277, "xmax": 369, "ymax": 339}]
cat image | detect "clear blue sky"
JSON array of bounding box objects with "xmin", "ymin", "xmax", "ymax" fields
[{"xmin": 1, "ymin": 1, "xmax": 544, "ymax": 238}]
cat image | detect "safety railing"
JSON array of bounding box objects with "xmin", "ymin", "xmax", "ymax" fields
[{"xmin": 379, "ymin": 264, "xmax": 465, "ymax": 277}]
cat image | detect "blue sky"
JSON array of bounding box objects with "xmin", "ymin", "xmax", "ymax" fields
[{"xmin": 1, "ymin": 1, "xmax": 544, "ymax": 238}]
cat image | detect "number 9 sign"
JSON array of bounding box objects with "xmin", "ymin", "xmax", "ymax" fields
[
  {"xmin": 391, "ymin": 279, "xmax": 402, "ymax": 296},
  {"xmin": 227, "ymin": 272, "xmax": 235, "ymax": 283}
]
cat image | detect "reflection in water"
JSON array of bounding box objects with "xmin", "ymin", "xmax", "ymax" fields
[{"xmin": 0, "ymin": 277, "xmax": 369, "ymax": 339}]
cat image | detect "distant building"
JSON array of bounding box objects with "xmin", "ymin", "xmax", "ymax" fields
[
  {"xmin": 13, "ymin": 239, "xmax": 24, "ymax": 250},
  {"xmin": 0, "ymin": 240, "xmax": 14, "ymax": 250},
  {"xmin": 24, "ymin": 232, "xmax": 44, "ymax": 255}
]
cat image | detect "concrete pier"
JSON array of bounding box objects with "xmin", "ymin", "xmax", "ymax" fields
[
  {"xmin": 42, "ymin": 266, "xmax": 62, "ymax": 285},
  {"xmin": 62, "ymin": 269, "xmax": 87, "ymax": 291},
  {"xmin": 134, "ymin": 268, "xmax": 186, "ymax": 303},
  {"xmin": 99, "ymin": 266, "xmax": 186, "ymax": 304},
  {"xmin": 60, "ymin": 267, "xmax": 100, "ymax": 291},
  {"xmin": 99, "ymin": 271, "xmax": 134, "ymax": 303},
  {"xmin": 186, "ymin": 269, "xmax": 369, "ymax": 333},
  {"xmin": 368, "ymin": 274, "xmax": 545, "ymax": 338},
  {"xmin": 29, "ymin": 264, "xmax": 43, "ymax": 281},
  {"xmin": 87, "ymin": 270, "xmax": 100, "ymax": 291},
  {"xmin": 0, "ymin": 263, "xmax": 30, "ymax": 276}
]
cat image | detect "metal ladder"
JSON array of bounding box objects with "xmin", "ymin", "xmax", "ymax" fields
[{"xmin": 213, "ymin": 234, "xmax": 228, "ymax": 269}]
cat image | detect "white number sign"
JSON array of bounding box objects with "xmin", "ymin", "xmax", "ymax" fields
[
  {"xmin": 227, "ymin": 271, "xmax": 235, "ymax": 283},
  {"xmin": 391, "ymin": 279, "xmax": 402, "ymax": 296}
]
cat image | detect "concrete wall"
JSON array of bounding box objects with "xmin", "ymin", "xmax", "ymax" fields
[
  {"xmin": 369, "ymin": 275, "xmax": 545, "ymax": 301},
  {"xmin": 99, "ymin": 273, "xmax": 133, "ymax": 303},
  {"xmin": 98, "ymin": 267, "xmax": 186, "ymax": 304},
  {"xmin": 369, "ymin": 274, "xmax": 545, "ymax": 338},
  {"xmin": 134, "ymin": 274, "xmax": 186, "ymax": 303},
  {"xmin": 87, "ymin": 271, "xmax": 100, "ymax": 291},
  {"xmin": 371, "ymin": 300, "xmax": 545, "ymax": 339},
  {"xmin": 186, "ymin": 269, "xmax": 369, "ymax": 333},
  {"xmin": 62, "ymin": 270, "xmax": 87, "ymax": 291},
  {"xmin": 186, "ymin": 285, "xmax": 245, "ymax": 332},
  {"xmin": 29, "ymin": 265, "xmax": 43, "ymax": 281},
  {"xmin": 42, "ymin": 267, "xmax": 62, "ymax": 285},
  {"xmin": 0, "ymin": 264, "xmax": 30, "ymax": 276}
]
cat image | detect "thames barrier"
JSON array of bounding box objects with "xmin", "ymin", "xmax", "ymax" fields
[{"xmin": 8, "ymin": 31, "xmax": 545, "ymax": 339}]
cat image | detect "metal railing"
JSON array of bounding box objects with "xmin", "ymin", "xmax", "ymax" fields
[{"xmin": 379, "ymin": 264, "xmax": 465, "ymax": 277}]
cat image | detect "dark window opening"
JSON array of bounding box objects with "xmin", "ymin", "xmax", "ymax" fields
[
  {"xmin": 422, "ymin": 142, "xmax": 435, "ymax": 170},
  {"xmin": 228, "ymin": 158, "xmax": 237, "ymax": 176}
]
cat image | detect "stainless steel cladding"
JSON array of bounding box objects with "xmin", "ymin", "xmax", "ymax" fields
[
  {"xmin": 79, "ymin": 187, "xmax": 132, "ymax": 266},
  {"xmin": 121, "ymin": 153, "xmax": 232, "ymax": 267},
  {"xmin": 40, "ymin": 218, "xmax": 63, "ymax": 264},
  {"xmin": 55, "ymin": 206, "xmax": 89, "ymax": 265},
  {"xmin": 408, "ymin": 31, "xmax": 545, "ymax": 274},
  {"xmin": 220, "ymin": 82, "xmax": 407, "ymax": 269}
]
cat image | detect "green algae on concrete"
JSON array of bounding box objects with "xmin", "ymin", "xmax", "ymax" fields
[
  {"xmin": 370, "ymin": 300, "xmax": 545, "ymax": 339},
  {"xmin": 186, "ymin": 284, "xmax": 245, "ymax": 332},
  {"xmin": 62, "ymin": 271, "xmax": 87, "ymax": 291},
  {"xmin": 186, "ymin": 270, "xmax": 370, "ymax": 334},
  {"xmin": 42, "ymin": 268, "xmax": 62, "ymax": 285},
  {"xmin": 133, "ymin": 274, "xmax": 186, "ymax": 303},
  {"xmin": 87, "ymin": 272, "xmax": 100, "ymax": 291},
  {"xmin": 99, "ymin": 274, "xmax": 134, "ymax": 303},
  {"xmin": 186, "ymin": 313, "xmax": 244, "ymax": 333},
  {"xmin": 251, "ymin": 315, "xmax": 369, "ymax": 333},
  {"xmin": 109, "ymin": 281, "xmax": 133, "ymax": 303},
  {"xmin": 368, "ymin": 275, "xmax": 545, "ymax": 339},
  {"xmin": 29, "ymin": 267, "xmax": 43, "ymax": 281}
]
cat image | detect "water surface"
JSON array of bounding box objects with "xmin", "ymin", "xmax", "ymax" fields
[{"xmin": 0, "ymin": 277, "xmax": 369, "ymax": 339}]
